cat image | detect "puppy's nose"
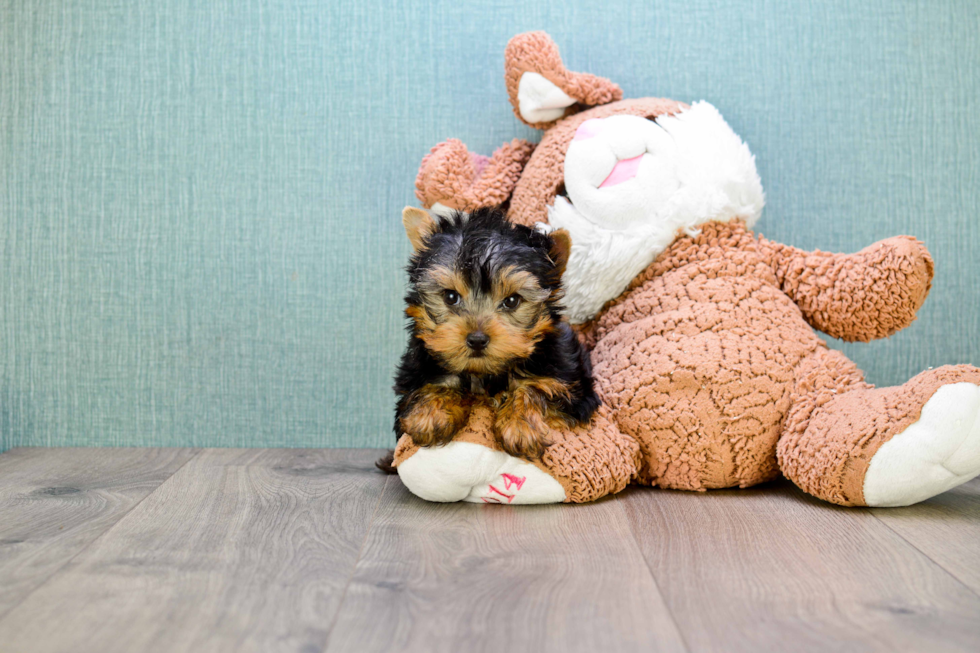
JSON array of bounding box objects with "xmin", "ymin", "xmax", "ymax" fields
[{"xmin": 466, "ymin": 331, "xmax": 490, "ymax": 351}]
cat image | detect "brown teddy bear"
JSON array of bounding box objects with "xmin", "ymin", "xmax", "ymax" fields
[{"xmin": 393, "ymin": 31, "xmax": 980, "ymax": 507}]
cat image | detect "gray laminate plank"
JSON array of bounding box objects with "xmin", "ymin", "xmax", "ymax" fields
[
  {"xmin": 324, "ymin": 478, "xmax": 687, "ymax": 653},
  {"xmin": 622, "ymin": 480, "xmax": 980, "ymax": 652},
  {"xmin": 0, "ymin": 448, "xmax": 388, "ymax": 653},
  {"xmin": 872, "ymin": 477, "xmax": 980, "ymax": 595},
  {"xmin": 0, "ymin": 447, "xmax": 198, "ymax": 618}
]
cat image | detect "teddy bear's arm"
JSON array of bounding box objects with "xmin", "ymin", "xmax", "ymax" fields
[
  {"xmin": 414, "ymin": 138, "xmax": 535, "ymax": 213},
  {"xmin": 762, "ymin": 236, "xmax": 934, "ymax": 342}
]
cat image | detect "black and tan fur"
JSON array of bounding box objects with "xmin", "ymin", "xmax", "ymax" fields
[{"xmin": 390, "ymin": 206, "xmax": 600, "ymax": 462}]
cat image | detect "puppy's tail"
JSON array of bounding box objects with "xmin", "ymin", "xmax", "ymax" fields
[{"xmin": 375, "ymin": 450, "xmax": 398, "ymax": 475}]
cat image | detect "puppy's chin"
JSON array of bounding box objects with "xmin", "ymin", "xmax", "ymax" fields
[
  {"xmin": 422, "ymin": 333, "xmax": 538, "ymax": 376},
  {"xmin": 461, "ymin": 354, "xmax": 511, "ymax": 376},
  {"xmin": 462, "ymin": 337, "xmax": 542, "ymax": 375},
  {"xmin": 422, "ymin": 345, "xmax": 509, "ymax": 376}
]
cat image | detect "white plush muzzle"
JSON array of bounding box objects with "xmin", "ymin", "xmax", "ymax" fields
[{"xmin": 546, "ymin": 102, "xmax": 765, "ymax": 323}]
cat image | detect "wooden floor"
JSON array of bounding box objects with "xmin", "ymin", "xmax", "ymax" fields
[{"xmin": 0, "ymin": 449, "xmax": 978, "ymax": 652}]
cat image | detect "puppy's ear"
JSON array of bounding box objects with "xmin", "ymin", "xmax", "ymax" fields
[
  {"xmin": 548, "ymin": 229, "xmax": 572, "ymax": 277},
  {"xmin": 402, "ymin": 207, "xmax": 438, "ymax": 252}
]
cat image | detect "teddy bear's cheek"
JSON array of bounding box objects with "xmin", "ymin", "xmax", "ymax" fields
[
  {"xmin": 564, "ymin": 151, "xmax": 680, "ymax": 231},
  {"xmin": 564, "ymin": 139, "xmax": 617, "ymax": 190},
  {"xmin": 563, "ymin": 115, "xmax": 681, "ymax": 231}
]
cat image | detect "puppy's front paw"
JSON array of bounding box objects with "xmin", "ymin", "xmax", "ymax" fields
[
  {"xmin": 400, "ymin": 386, "xmax": 470, "ymax": 447},
  {"xmin": 493, "ymin": 397, "xmax": 551, "ymax": 459}
]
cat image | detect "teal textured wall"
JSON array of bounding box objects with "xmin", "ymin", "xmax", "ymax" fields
[{"xmin": 1, "ymin": 1, "xmax": 978, "ymax": 450}]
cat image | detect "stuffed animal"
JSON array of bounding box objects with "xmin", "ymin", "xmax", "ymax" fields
[{"xmin": 394, "ymin": 31, "xmax": 980, "ymax": 507}]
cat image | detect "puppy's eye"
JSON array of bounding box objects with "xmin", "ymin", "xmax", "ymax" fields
[
  {"xmin": 443, "ymin": 290, "xmax": 461, "ymax": 306},
  {"xmin": 502, "ymin": 294, "xmax": 522, "ymax": 310}
]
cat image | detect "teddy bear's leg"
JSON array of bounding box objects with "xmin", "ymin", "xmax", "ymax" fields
[
  {"xmin": 393, "ymin": 403, "xmax": 567, "ymax": 504},
  {"xmin": 394, "ymin": 403, "xmax": 639, "ymax": 504},
  {"xmin": 414, "ymin": 138, "xmax": 535, "ymax": 214},
  {"xmin": 778, "ymin": 349, "xmax": 980, "ymax": 507}
]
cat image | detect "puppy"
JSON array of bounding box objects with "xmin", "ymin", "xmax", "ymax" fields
[{"xmin": 391, "ymin": 206, "xmax": 600, "ymax": 460}]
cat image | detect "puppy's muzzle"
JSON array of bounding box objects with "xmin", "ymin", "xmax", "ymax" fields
[{"xmin": 465, "ymin": 331, "xmax": 490, "ymax": 354}]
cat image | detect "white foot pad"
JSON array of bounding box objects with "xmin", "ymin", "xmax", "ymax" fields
[
  {"xmin": 864, "ymin": 383, "xmax": 980, "ymax": 507},
  {"xmin": 396, "ymin": 441, "xmax": 566, "ymax": 504}
]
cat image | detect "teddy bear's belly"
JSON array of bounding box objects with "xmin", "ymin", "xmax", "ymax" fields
[{"xmin": 591, "ymin": 273, "xmax": 824, "ymax": 491}]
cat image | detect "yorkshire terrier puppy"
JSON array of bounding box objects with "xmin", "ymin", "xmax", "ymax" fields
[{"xmin": 392, "ymin": 205, "xmax": 600, "ymax": 460}]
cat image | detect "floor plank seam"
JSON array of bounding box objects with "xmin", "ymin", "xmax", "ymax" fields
[
  {"xmin": 0, "ymin": 448, "xmax": 204, "ymax": 624},
  {"xmin": 868, "ymin": 509, "xmax": 980, "ymax": 602},
  {"xmin": 614, "ymin": 493, "xmax": 693, "ymax": 653},
  {"xmin": 320, "ymin": 472, "xmax": 390, "ymax": 653}
]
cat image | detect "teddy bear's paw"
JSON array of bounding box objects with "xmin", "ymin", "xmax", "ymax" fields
[
  {"xmin": 466, "ymin": 138, "xmax": 536, "ymax": 208},
  {"xmin": 414, "ymin": 138, "xmax": 477, "ymax": 213},
  {"xmin": 396, "ymin": 441, "xmax": 566, "ymax": 504},
  {"xmin": 414, "ymin": 138, "xmax": 535, "ymax": 214},
  {"xmin": 864, "ymin": 382, "xmax": 980, "ymax": 507}
]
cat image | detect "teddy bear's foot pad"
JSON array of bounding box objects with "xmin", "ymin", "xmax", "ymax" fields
[
  {"xmin": 864, "ymin": 383, "xmax": 980, "ymax": 507},
  {"xmin": 397, "ymin": 441, "xmax": 566, "ymax": 504}
]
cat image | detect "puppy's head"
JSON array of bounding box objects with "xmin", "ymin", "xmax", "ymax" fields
[{"xmin": 402, "ymin": 206, "xmax": 571, "ymax": 375}]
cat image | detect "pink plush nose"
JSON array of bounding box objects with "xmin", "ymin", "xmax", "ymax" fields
[
  {"xmin": 599, "ymin": 154, "xmax": 643, "ymax": 188},
  {"xmin": 573, "ymin": 119, "xmax": 603, "ymax": 141}
]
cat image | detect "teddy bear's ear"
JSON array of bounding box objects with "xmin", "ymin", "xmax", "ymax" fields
[{"xmin": 505, "ymin": 31, "xmax": 623, "ymax": 130}]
